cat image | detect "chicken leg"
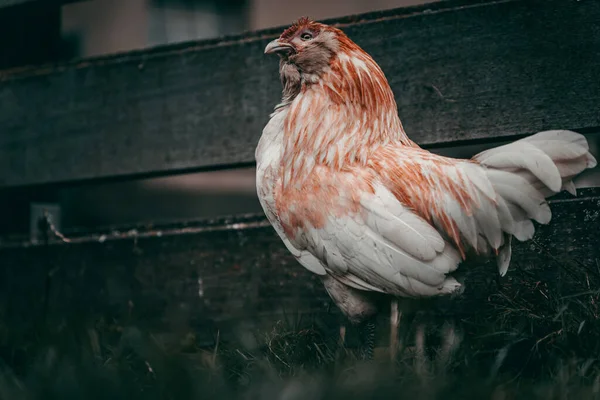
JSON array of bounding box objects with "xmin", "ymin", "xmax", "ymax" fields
[
  {"xmin": 358, "ymin": 317, "xmax": 376, "ymax": 360},
  {"xmin": 390, "ymin": 299, "xmax": 401, "ymax": 361}
]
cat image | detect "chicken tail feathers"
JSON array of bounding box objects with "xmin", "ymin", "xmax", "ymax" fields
[{"xmin": 472, "ymin": 130, "xmax": 596, "ymax": 275}]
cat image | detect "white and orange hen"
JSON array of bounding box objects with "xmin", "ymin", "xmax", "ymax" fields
[{"xmin": 255, "ymin": 17, "xmax": 597, "ymax": 359}]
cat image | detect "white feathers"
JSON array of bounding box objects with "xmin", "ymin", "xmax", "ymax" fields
[
  {"xmin": 485, "ymin": 170, "xmax": 551, "ymax": 224},
  {"xmin": 303, "ymin": 183, "xmax": 464, "ymax": 298},
  {"xmin": 475, "ymin": 130, "xmax": 595, "ymax": 223},
  {"xmin": 363, "ymin": 185, "xmax": 445, "ymax": 259},
  {"xmin": 475, "ymin": 130, "xmax": 595, "ymax": 197},
  {"xmin": 563, "ymin": 181, "xmax": 577, "ymax": 196},
  {"xmin": 475, "ymin": 141, "xmax": 562, "ymax": 192},
  {"xmin": 587, "ymin": 152, "xmax": 598, "ymax": 168},
  {"xmin": 473, "ymin": 129, "xmax": 596, "ymax": 273},
  {"xmin": 497, "ymin": 235, "xmax": 512, "ymax": 277}
]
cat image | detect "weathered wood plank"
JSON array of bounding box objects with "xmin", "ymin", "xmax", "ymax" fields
[
  {"xmin": 0, "ymin": 188, "xmax": 598, "ymax": 346},
  {"xmin": 0, "ymin": 0, "xmax": 599, "ymax": 187}
]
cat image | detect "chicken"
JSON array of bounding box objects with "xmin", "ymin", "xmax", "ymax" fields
[{"xmin": 255, "ymin": 17, "xmax": 597, "ymax": 360}]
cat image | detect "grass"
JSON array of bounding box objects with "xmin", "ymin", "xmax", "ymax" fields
[{"xmin": 1, "ymin": 252, "xmax": 600, "ymax": 399}]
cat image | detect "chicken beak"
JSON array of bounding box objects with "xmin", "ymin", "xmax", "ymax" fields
[{"xmin": 264, "ymin": 39, "xmax": 294, "ymax": 55}]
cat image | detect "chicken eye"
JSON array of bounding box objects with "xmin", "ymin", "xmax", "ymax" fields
[{"xmin": 300, "ymin": 32, "xmax": 313, "ymax": 41}]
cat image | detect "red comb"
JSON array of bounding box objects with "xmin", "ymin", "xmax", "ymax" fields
[{"xmin": 280, "ymin": 16, "xmax": 314, "ymax": 39}]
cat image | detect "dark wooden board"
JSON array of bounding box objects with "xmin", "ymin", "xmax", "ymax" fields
[
  {"xmin": 0, "ymin": 0, "xmax": 599, "ymax": 187},
  {"xmin": 0, "ymin": 188, "xmax": 598, "ymax": 348}
]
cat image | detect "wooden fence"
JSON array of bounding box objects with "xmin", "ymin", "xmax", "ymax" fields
[{"xmin": 0, "ymin": 0, "xmax": 599, "ymax": 349}]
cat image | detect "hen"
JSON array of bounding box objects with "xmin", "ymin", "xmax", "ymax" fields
[{"xmin": 255, "ymin": 17, "xmax": 597, "ymax": 359}]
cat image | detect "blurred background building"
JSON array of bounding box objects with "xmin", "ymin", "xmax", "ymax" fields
[{"xmin": 60, "ymin": 0, "xmax": 438, "ymax": 58}]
